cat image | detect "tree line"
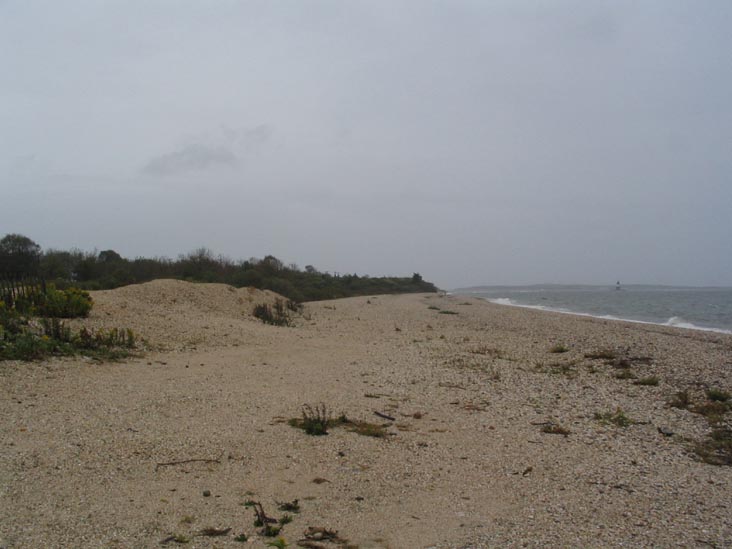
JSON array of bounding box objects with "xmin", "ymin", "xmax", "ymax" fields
[{"xmin": 0, "ymin": 234, "xmax": 438, "ymax": 302}]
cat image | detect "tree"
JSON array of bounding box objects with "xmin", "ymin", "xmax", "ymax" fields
[
  {"xmin": 0, "ymin": 233, "xmax": 41, "ymax": 275},
  {"xmin": 98, "ymin": 249, "xmax": 123, "ymax": 263}
]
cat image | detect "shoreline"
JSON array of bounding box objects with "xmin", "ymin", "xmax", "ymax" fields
[
  {"xmin": 471, "ymin": 295, "xmax": 732, "ymax": 335},
  {"xmin": 1, "ymin": 283, "xmax": 731, "ymax": 548}
]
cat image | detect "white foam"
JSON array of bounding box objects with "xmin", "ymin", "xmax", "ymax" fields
[{"xmin": 485, "ymin": 298, "xmax": 732, "ymax": 335}]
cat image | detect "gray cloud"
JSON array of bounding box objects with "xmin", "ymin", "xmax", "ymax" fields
[
  {"xmin": 141, "ymin": 125, "xmax": 272, "ymax": 177},
  {"xmin": 1, "ymin": 1, "xmax": 731, "ymax": 287},
  {"xmin": 142, "ymin": 144, "xmax": 237, "ymax": 176},
  {"xmin": 221, "ymin": 124, "xmax": 272, "ymax": 148}
]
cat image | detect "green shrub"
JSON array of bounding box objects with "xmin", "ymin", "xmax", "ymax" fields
[
  {"xmin": 290, "ymin": 403, "xmax": 332, "ymax": 435},
  {"xmin": 695, "ymin": 428, "xmax": 732, "ymax": 466},
  {"xmin": 541, "ymin": 423, "xmax": 571, "ymax": 436},
  {"xmin": 594, "ymin": 408, "xmax": 634, "ymax": 428},
  {"xmin": 634, "ymin": 376, "xmax": 659, "ymax": 386},
  {"xmin": 38, "ymin": 285, "xmax": 93, "ymax": 318},
  {"xmin": 584, "ymin": 350, "xmax": 617, "ymax": 360},
  {"xmin": 707, "ymin": 388, "xmax": 731, "ymax": 403},
  {"xmin": 669, "ymin": 389, "xmax": 691, "ymax": 409},
  {"xmin": 253, "ymin": 299, "xmax": 292, "ymax": 326},
  {"xmin": 0, "ymin": 302, "xmax": 25, "ymax": 336}
]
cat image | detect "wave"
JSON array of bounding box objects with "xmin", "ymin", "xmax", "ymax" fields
[{"xmin": 485, "ymin": 298, "xmax": 732, "ymax": 335}]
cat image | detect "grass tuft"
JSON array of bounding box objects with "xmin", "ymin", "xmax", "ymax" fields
[
  {"xmin": 694, "ymin": 428, "xmax": 732, "ymax": 466},
  {"xmin": 594, "ymin": 408, "xmax": 634, "ymax": 428},
  {"xmin": 633, "ymin": 376, "xmax": 659, "ymax": 386},
  {"xmin": 669, "ymin": 390, "xmax": 691, "ymax": 409},
  {"xmin": 707, "ymin": 388, "xmax": 731, "ymax": 403},
  {"xmin": 541, "ymin": 423, "xmax": 571, "ymax": 436},
  {"xmin": 584, "ymin": 349, "xmax": 617, "ymax": 360},
  {"xmin": 614, "ymin": 369, "xmax": 636, "ymax": 380},
  {"xmin": 288, "ymin": 403, "xmax": 332, "ymax": 436}
]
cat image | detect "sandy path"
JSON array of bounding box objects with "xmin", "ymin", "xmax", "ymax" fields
[{"xmin": 1, "ymin": 287, "xmax": 731, "ymax": 548}]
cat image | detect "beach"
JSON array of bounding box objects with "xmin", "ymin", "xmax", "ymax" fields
[{"xmin": 1, "ymin": 281, "xmax": 731, "ymax": 548}]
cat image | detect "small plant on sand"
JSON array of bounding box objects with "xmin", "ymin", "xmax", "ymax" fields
[
  {"xmin": 249, "ymin": 501, "xmax": 283, "ymax": 537},
  {"xmin": 234, "ymin": 533, "xmax": 249, "ymax": 542},
  {"xmin": 549, "ymin": 344, "xmax": 569, "ymax": 354},
  {"xmin": 669, "ymin": 390, "xmax": 691, "ymax": 409},
  {"xmin": 694, "ymin": 428, "xmax": 732, "ymax": 466},
  {"xmin": 614, "ymin": 369, "xmax": 636, "ymax": 380},
  {"xmin": 253, "ymin": 300, "xmax": 293, "ymax": 326},
  {"xmin": 584, "ymin": 350, "xmax": 617, "ymax": 360},
  {"xmin": 427, "ymin": 305, "xmax": 440, "ymax": 310},
  {"xmin": 541, "ymin": 423, "xmax": 571, "ymax": 436},
  {"xmin": 266, "ymin": 538, "xmax": 289, "ymax": 548},
  {"xmin": 289, "ymin": 405, "xmax": 387, "ymax": 438},
  {"xmin": 707, "ymin": 388, "xmax": 731, "ymax": 403},
  {"xmin": 277, "ymin": 500, "xmax": 300, "ymax": 513},
  {"xmin": 289, "ymin": 403, "xmax": 333, "ymax": 436},
  {"xmin": 634, "ymin": 376, "xmax": 659, "ymax": 386},
  {"xmin": 469, "ymin": 345, "xmax": 504, "ymax": 358},
  {"xmin": 594, "ymin": 408, "xmax": 634, "ymax": 428},
  {"xmin": 278, "ymin": 514, "xmax": 293, "ymax": 526},
  {"xmin": 262, "ymin": 525, "xmax": 282, "ymax": 537},
  {"xmin": 438, "ymin": 310, "xmax": 458, "ymax": 315},
  {"xmin": 548, "ymin": 361, "xmax": 578, "ymax": 378},
  {"xmin": 692, "ymin": 401, "xmax": 730, "ymax": 424}
]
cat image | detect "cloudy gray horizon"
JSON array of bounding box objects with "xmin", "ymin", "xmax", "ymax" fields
[{"xmin": 2, "ymin": 1, "xmax": 731, "ymax": 289}]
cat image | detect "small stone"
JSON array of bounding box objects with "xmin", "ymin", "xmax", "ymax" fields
[
  {"xmin": 658, "ymin": 427, "xmax": 674, "ymax": 437},
  {"xmin": 203, "ymin": 490, "xmax": 211, "ymax": 497}
]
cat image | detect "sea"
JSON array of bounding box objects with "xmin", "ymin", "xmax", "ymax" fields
[{"xmin": 455, "ymin": 285, "xmax": 732, "ymax": 334}]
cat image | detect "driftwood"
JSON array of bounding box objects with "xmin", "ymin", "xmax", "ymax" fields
[
  {"xmin": 297, "ymin": 526, "xmax": 347, "ymax": 548},
  {"xmin": 155, "ymin": 456, "xmax": 221, "ymax": 471},
  {"xmin": 252, "ymin": 501, "xmax": 278, "ymax": 524},
  {"xmin": 197, "ymin": 527, "xmax": 231, "ymax": 537},
  {"xmin": 373, "ymin": 411, "xmax": 395, "ymax": 421}
]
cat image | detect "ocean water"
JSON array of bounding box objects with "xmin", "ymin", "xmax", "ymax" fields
[{"xmin": 456, "ymin": 285, "xmax": 732, "ymax": 334}]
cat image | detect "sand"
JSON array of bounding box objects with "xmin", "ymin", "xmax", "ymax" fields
[{"xmin": 1, "ymin": 280, "xmax": 731, "ymax": 548}]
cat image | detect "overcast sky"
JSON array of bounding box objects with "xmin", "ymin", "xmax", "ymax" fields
[{"xmin": 1, "ymin": 1, "xmax": 731, "ymax": 288}]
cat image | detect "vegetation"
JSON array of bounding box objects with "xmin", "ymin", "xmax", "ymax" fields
[
  {"xmin": 549, "ymin": 344, "xmax": 569, "ymax": 354},
  {"xmin": 584, "ymin": 350, "xmax": 617, "ymax": 360},
  {"xmin": 633, "ymin": 376, "xmax": 659, "ymax": 386},
  {"xmin": 277, "ymin": 500, "xmax": 300, "ymax": 513},
  {"xmin": 0, "ymin": 234, "xmax": 41, "ymax": 275},
  {"xmin": 0, "ymin": 234, "xmax": 438, "ymax": 302},
  {"xmin": 290, "ymin": 403, "xmax": 334, "ymax": 436},
  {"xmin": 253, "ymin": 299, "xmax": 300, "ymax": 326},
  {"xmin": 541, "ymin": 423, "xmax": 571, "ymax": 436},
  {"xmin": 695, "ymin": 428, "xmax": 732, "ymax": 466},
  {"xmin": 707, "ymin": 388, "xmax": 731, "ymax": 403},
  {"xmin": 16, "ymin": 285, "xmax": 94, "ymax": 318},
  {"xmin": 288, "ymin": 404, "xmax": 388, "ymax": 438},
  {"xmin": 669, "ymin": 390, "xmax": 691, "ymax": 409},
  {"xmin": 0, "ymin": 290, "xmax": 136, "ymax": 362},
  {"xmin": 594, "ymin": 408, "xmax": 634, "ymax": 428}
]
